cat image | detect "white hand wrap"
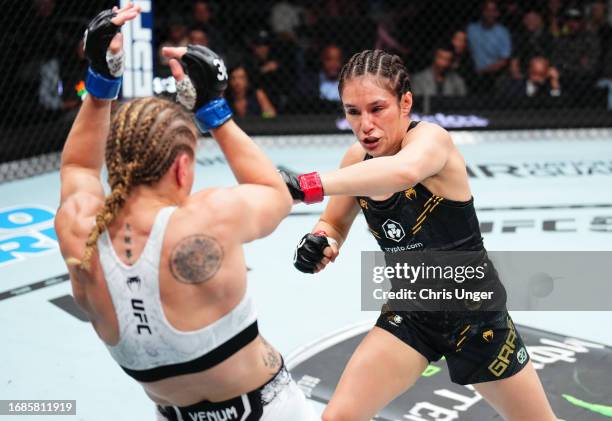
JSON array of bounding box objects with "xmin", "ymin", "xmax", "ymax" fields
[
  {"xmin": 106, "ymin": 49, "xmax": 124, "ymax": 78},
  {"xmin": 176, "ymin": 76, "xmax": 197, "ymax": 110}
]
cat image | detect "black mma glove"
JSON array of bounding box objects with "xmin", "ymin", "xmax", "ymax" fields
[
  {"xmin": 294, "ymin": 232, "xmax": 330, "ymax": 273},
  {"xmin": 174, "ymin": 45, "xmax": 231, "ymax": 133},
  {"xmin": 83, "ymin": 9, "xmax": 123, "ymax": 99},
  {"xmin": 279, "ymin": 169, "xmax": 324, "ymax": 204}
]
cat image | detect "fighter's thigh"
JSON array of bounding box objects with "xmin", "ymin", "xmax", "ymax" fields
[
  {"xmin": 262, "ymin": 380, "xmax": 321, "ymax": 421},
  {"xmin": 473, "ymin": 361, "xmax": 557, "ymax": 421},
  {"xmin": 323, "ymin": 327, "xmax": 428, "ymax": 421}
]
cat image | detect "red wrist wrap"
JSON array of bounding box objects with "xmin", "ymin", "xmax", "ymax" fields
[{"xmin": 297, "ymin": 172, "xmax": 324, "ymax": 204}]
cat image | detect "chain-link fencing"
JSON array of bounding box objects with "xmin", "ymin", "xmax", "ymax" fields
[{"xmin": 1, "ymin": 0, "xmax": 611, "ymax": 181}]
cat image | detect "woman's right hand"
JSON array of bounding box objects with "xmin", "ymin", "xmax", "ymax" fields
[{"xmin": 294, "ymin": 232, "xmax": 339, "ymax": 274}]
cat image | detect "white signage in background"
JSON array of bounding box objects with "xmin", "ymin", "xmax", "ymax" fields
[{"xmin": 120, "ymin": 0, "xmax": 153, "ymax": 98}]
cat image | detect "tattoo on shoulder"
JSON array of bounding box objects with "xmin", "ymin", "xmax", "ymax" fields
[{"xmin": 170, "ymin": 235, "xmax": 223, "ymax": 284}]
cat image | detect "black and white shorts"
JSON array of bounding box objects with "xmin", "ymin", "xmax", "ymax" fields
[{"xmin": 155, "ymin": 364, "xmax": 319, "ymax": 420}]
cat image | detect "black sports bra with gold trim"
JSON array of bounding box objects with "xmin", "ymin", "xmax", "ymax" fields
[{"xmin": 355, "ymin": 121, "xmax": 484, "ymax": 253}]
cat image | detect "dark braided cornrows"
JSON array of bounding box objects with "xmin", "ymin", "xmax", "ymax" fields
[
  {"xmin": 338, "ymin": 50, "xmax": 411, "ymax": 100},
  {"xmin": 74, "ymin": 97, "xmax": 197, "ymax": 270}
]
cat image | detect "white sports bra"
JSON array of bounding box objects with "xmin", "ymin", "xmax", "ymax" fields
[{"xmin": 97, "ymin": 207, "xmax": 258, "ymax": 382}]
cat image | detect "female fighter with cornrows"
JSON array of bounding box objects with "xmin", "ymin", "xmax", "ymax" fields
[
  {"xmin": 282, "ymin": 49, "xmax": 557, "ymax": 421},
  {"xmin": 55, "ymin": 4, "xmax": 318, "ymax": 420}
]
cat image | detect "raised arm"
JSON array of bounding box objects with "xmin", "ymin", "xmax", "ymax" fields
[
  {"xmin": 59, "ymin": 4, "xmax": 141, "ymax": 205},
  {"xmin": 209, "ymin": 119, "xmax": 292, "ymax": 241},
  {"xmin": 59, "ymin": 96, "xmax": 111, "ymax": 203},
  {"xmin": 162, "ymin": 46, "xmax": 291, "ymax": 242}
]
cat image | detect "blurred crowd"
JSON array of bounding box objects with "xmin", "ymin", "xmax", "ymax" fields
[
  {"xmin": 4, "ymin": 0, "xmax": 612, "ymax": 126},
  {"xmin": 155, "ymin": 0, "xmax": 612, "ymax": 116}
]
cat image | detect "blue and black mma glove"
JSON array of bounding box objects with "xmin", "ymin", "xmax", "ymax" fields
[
  {"xmin": 83, "ymin": 9, "xmax": 124, "ymax": 99},
  {"xmin": 174, "ymin": 45, "xmax": 232, "ymax": 133}
]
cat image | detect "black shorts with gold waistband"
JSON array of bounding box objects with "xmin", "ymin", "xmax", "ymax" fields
[{"xmin": 375, "ymin": 310, "xmax": 530, "ymax": 385}]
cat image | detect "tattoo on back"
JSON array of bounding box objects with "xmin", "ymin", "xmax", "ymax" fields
[
  {"xmin": 125, "ymin": 223, "xmax": 133, "ymax": 262},
  {"xmin": 170, "ymin": 235, "xmax": 223, "ymax": 284},
  {"xmin": 261, "ymin": 336, "xmax": 281, "ymax": 372}
]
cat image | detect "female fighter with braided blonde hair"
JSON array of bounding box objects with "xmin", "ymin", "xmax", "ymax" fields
[{"xmin": 55, "ymin": 4, "xmax": 318, "ymax": 420}]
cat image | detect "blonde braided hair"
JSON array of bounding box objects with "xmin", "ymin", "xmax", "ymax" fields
[{"xmin": 69, "ymin": 97, "xmax": 197, "ymax": 270}]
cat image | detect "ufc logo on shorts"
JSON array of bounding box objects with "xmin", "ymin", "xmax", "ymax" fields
[
  {"xmin": 488, "ymin": 319, "xmax": 517, "ymax": 377},
  {"xmin": 382, "ymin": 219, "xmax": 406, "ymax": 242}
]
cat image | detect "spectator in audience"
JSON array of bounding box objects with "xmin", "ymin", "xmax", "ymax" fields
[
  {"xmin": 37, "ymin": 57, "xmax": 65, "ymax": 115},
  {"xmin": 318, "ymin": 44, "xmax": 343, "ymax": 101},
  {"xmin": 450, "ymin": 29, "xmax": 476, "ymax": 89},
  {"xmin": 298, "ymin": 43, "xmax": 343, "ymax": 103},
  {"xmin": 586, "ymin": 0, "xmax": 612, "ymax": 74},
  {"xmin": 551, "ymin": 7, "xmax": 600, "ymax": 95},
  {"xmin": 245, "ymin": 29, "xmax": 292, "ymax": 111},
  {"xmin": 270, "ymin": 0, "xmax": 303, "ymax": 43},
  {"xmin": 295, "ymin": 2, "xmax": 323, "ymax": 68},
  {"xmin": 226, "ymin": 65, "xmax": 277, "ymax": 118},
  {"xmin": 467, "ymin": 0, "xmax": 512, "ymax": 93},
  {"xmin": 157, "ymin": 15, "xmax": 189, "ymax": 74},
  {"xmin": 510, "ymin": 10, "xmax": 554, "ymax": 79},
  {"xmin": 499, "ymin": 0, "xmax": 524, "ymax": 33},
  {"xmin": 16, "ymin": 0, "xmax": 67, "ymax": 121},
  {"xmin": 188, "ymin": 27, "xmax": 209, "ymax": 47},
  {"xmin": 497, "ymin": 56, "xmax": 561, "ymax": 96},
  {"xmin": 546, "ymin": 0, "xmax": 564, "ymax": 37},
  {"xmin": 268, "ymin": 1, "xmax": 306, "ymax": 103},
  {"xmin": 191, "ymin": 0, "xmax": 225, "ymax": 53},
  {"xmin": 412, "ymin": 44, "xmax": 467, "ymax": 97},
  {"xmin": 374, "ymin": 10, "xmax": 411, "ymax": 60}
]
